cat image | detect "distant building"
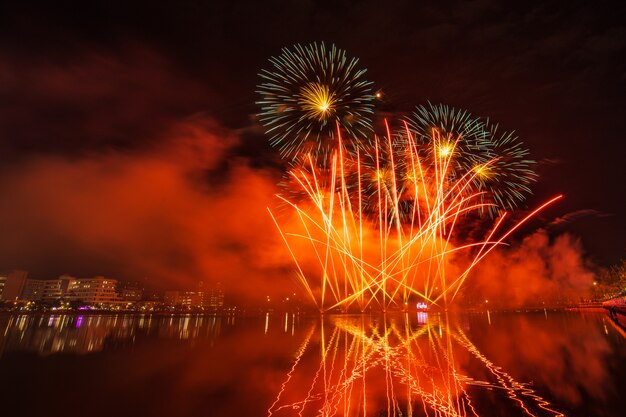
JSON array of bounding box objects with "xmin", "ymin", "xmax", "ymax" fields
[
  {"xmin": 196, "ymin": 281, "xmax": 225, "ymax": 309},
  {"xmin": 20, "ymin": 275, "xmax": 119, "ymax": 305},
  {"xmin": 207, "ymin": 282, "xmax": 225, "ymax": 309},
  {"xmin": 66, "ymin": 277, "xmax": 119, "ymax": 305},
  {"xmin": 43, "ymin": 276, "xmax": 73, "ymax": 301},
  {"xmin": 21, "ymin": 277, "xmax": 73, "ymax": 303},
  {"xmin": 0, "ymin": 270, "xmax": 28, "ymax": 301},
  {"xmin": 120, "ymin": 282, "xmax": 143, "ymax": 302},
  {"xmin": 21, "ymin": 279, "xmax": 46, "ymax": 301},
  {"xmin": 142, "ymin": 290, "xmax": 163, "ymax": 302},
  {"xmin": 163, "ymin": 282, "xmax": 224, "ymax": 309},
  {"xmin": 164, "ymin": 291, "xmax": 204, "ymax": 308}
]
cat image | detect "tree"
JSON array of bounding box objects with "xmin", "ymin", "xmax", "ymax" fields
[{"xmin": 594, "ymin": 259, "xmax": 626, "ymax": 299}]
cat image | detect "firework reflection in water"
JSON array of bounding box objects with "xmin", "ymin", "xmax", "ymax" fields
[{"xmin": 267, "ymin": 314, "xmax": 565, "ymax": 417}]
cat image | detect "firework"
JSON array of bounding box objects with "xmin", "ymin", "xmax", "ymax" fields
[
  {"xmin": 269, "ymin": 125, "xmax": 559, "ymax": 312},
  {"xmin": 256, "ymin": 42, "xmax": 375, "ymax": 161},
  {"xmin": 258, "ymin": 44, "xmax": 554, "ymax": 312},
  {"xmin": 480, "ymin": 121, "xmax": 538, "ymax": 212},
  {"xmin": 405, "ymin": 102, "xmax": 491, "ymax": 172},
  {"xmin": 404, "ymin": 103, "xmax": 537, "ymax": 215}
]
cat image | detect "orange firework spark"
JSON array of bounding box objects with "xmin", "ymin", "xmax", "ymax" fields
[{"xmin": 269, "ymin": 124, "xmax": 561, "ymax": 313}]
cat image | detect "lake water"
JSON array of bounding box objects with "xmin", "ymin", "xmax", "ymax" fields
[{"xmin": 0, "ymin": 310, "xmax": 624, "ymax": 416}]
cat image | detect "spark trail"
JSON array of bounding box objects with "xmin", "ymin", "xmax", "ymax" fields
[{"xmin": 269, "ymin": 126, "xmax": 560, "ymax": 312}]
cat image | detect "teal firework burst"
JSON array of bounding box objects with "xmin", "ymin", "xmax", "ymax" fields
[
  {"xmin": 256, "ymin": 42, "xmax": 375, "ymax": 162},
  {"xmin": 403, "ymin": 103, "xmax": 537, "ymax": 216}
]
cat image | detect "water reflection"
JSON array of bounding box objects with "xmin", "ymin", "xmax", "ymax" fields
[
  {"xmin": 0, "ymin": 313, "xmax": 225, "ymax": 356},
  {"xmin": 0, "ymin": 311, "xmax": 623, "ymax": 417},
  {"xmin": 268, "ymin": 314, "xmax": 573, "ymax": 417}
]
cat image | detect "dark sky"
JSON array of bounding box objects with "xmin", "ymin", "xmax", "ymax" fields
[{"xmin": 0, "ymin": 0, "xmax": 624, "ymax": 289}]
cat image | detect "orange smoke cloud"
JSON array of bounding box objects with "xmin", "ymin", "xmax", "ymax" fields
[
  {"xmin": 0, "ymin": 118, "xmax": 297, "ymax": 302},
  {"xmin": 466, "ymin": 231, "xmax": 594, "ymax": 306}
]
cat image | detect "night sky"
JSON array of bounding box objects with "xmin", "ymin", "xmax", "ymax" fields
[{"xmin": 0, "ymin": 1, "xmax": 624, "ymax": 294}]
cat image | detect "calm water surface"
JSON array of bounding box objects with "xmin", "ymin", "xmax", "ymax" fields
[{"xmin": 0, "ymin": 311, "xmax": 624, "ymax": 417}]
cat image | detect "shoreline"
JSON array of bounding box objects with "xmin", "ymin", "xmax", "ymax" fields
[{"xmin": 0, "ymin": 306, "xmax": 607, "ymax": 318}]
